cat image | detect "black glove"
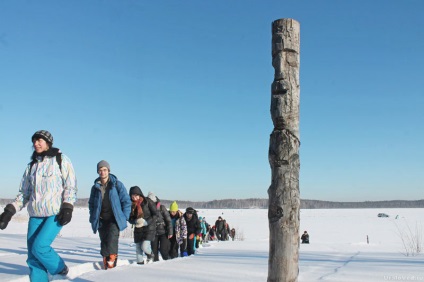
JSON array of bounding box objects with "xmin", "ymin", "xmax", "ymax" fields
[
  {"xmin": 56, "ymin": 203, "xmax": 73, "ymax": 226},
  {"xmin": 0, "ymin": 204, "xmax": 16, "ymax": 230}
]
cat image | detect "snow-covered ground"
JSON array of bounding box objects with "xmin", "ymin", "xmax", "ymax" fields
[{"xmin": 0, "ymin": 207, "xmax": 423, "ymax": 281}]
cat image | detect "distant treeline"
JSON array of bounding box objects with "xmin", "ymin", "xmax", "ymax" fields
[{"xmin": 2, "ymin": 198, "xmax": 424, "ymax": 209}]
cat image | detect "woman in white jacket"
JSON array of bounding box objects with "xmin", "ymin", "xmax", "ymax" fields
[{"xmin": 0, "ymin": 130, "xmax": 77, "ymax": 281}]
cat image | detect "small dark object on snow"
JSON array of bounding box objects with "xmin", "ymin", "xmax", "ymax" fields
[{"xmin": 301, "ymin": 231, "xmax": 309, "ymax": 244}]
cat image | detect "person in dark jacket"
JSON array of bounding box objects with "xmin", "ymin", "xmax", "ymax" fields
[
  {"xmin": 129, "ymin": 186, "xmax": 158, "ymax": 264},
  {"xmin": 230, "ymin": 228, "xmax": 236, "ymax": 241},
  {"xmin": 208, "ymin": 225, "xmax": 216, "ymax": 241},
  {"xmin": 301, "ymin": 231, "xmax": 309, "ymax": 244},
  {"xmin": 89, "ymin": 160, "xmax": 131, "ymax": 270},
  {"xmin": 215, "ymin": 216, "xmax": 227, "ymax": 241},
  {"xmin": 183, "ymin": 207, "xmax": 202, "ymax": 256},
  {"xmin": 148, "ymin": 192, "xmax": 173, "ymax": 262}
]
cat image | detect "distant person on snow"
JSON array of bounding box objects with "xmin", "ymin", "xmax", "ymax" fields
[
  {"xmin": 209, "ymin": 225, "xmax": 216, "ymax": 241},
  {"xmin": 230, "ymin": 228, "xmax": 236, "ymax": 241},
  {"xmin": 225, "ymin": 221, "xmax": 231, "ymax": 240},
  {"xmin": 198, "ymin": 216, "xmax": 207, "ymax": 245},
  {"xmin": 215, "ymin": 216, "xmax": 227, "ymax": 241},
  {"xmin": 202, "ymin": 217, "xmax": 211, "ymax": 242},
  {"xmin": 0, "ymin": 130, "xmax": 77, "ymax": 281},
  {"xmin": 301, "ymin": 231, "xmax": 309, "ymax": 244},
  {"xmin": 89, "ymin": 160, "xmax": 131, "ymax": 269},
  {"xmin": 129, "ymin": 186, "xmax": 157, "ymax": 264}
]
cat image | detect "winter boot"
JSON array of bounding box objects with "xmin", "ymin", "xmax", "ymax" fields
[
  {"xmin": 58, "ymin": 265, "xmax": 69, "ymax": 276},
  {"xmin": 107, "ymin": 254, "xmax": 118, "ymax": 269},
  {"xmin": 48, "ymin": 264, "xmax": 69, "ymax": 281},
  {"xmin": 146, "ymin": 254, "xmax": 154, "ymax": 264}
]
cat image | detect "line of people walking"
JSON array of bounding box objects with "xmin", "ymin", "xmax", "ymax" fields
[
  {"xmin": 89, "ymin": 166, "xmax": 239, "ymax": 267},
  {"xmin": 87, "ymin": 160, "xmax": 208, "ymax": 268},
  {"xmin": 0, "ymin": 130, "xmax": 235, "ymax": 281}
]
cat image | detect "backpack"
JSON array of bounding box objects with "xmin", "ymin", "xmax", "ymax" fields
[{"xmin": 29, "ymin": 153, "xmax": 62, "ymax": 172}]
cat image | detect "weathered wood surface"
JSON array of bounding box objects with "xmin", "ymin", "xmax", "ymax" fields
[{"xmin": 268, "ymin": 18, "xmax": 301, "ymax": 282}]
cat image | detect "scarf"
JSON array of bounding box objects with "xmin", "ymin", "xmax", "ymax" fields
[
  {"xmin": 31, "ymin": 147, "xmax": 60, "ymax": 161},
  {"xmin": 132, "ymin": 198, "xmax": 144, "ymax": 219}
]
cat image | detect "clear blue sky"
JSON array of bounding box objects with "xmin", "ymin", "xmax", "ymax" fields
[{"xmin": 0, "ymin": 0, "xmax": 423, "ymax": 202}]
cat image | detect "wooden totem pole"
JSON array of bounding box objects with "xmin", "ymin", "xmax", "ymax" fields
[{"xmin": 268, "ymin": 19, "xmax": 300, "ymax": 282}]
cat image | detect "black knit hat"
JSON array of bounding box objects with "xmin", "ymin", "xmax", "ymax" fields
[
  {"xmin": 186, "ymin": 207, "xmax": 195, "ymax": 214},
  {"xmin": 32, "ymin": 130, "xmax": 53, "ymax": 144},
  {"xmin": 129, "ymin": 186, "xmax": 144, "ymax": 197}
]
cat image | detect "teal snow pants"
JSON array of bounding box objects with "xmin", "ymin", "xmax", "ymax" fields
[{"xmin": 26, "ymin": 216, "xmax": 65, "ymax": 282}]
